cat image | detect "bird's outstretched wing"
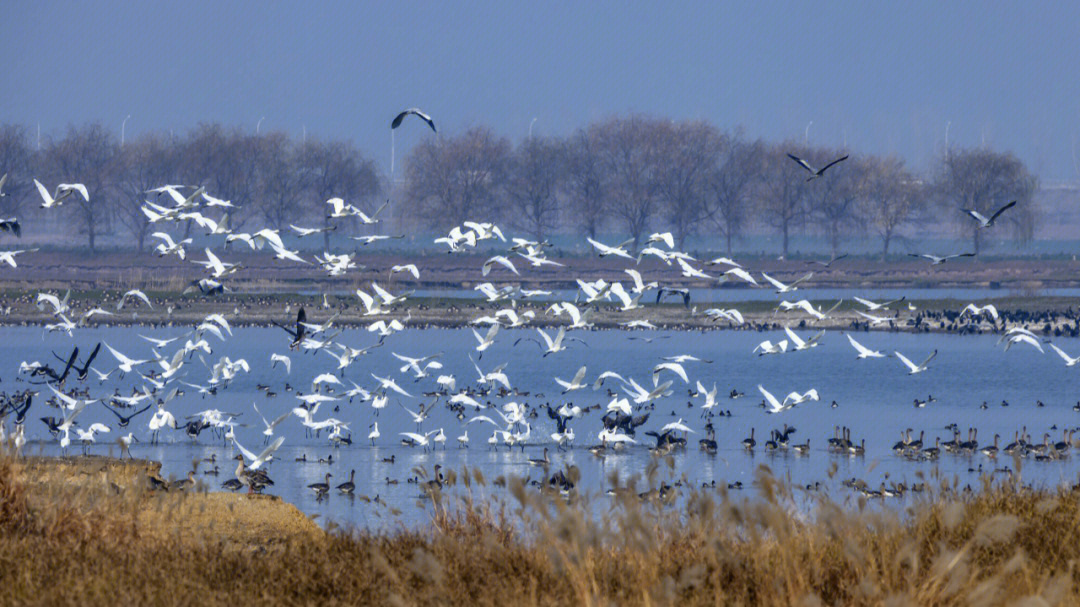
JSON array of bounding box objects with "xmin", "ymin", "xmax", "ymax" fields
[
  {"xmin": 962, "ymin": 208, "xmax": 989, "ymax": 224},
  {"xmin": 987, "ymin": 200, "xmax": 1017, "ymax": 223},
  {"xmin": 819, "ymin": 155, "xmax": 849, "ymax": 173},
  {"xmin": 894, "ymin": 351, "xmax": 917, "ymax": 373},
  {"xmin": 786, "ymin": 153, "xmax": 814, "ymax": 173},
  {"xmin": 919, "ymin": 349, "xmax": 938, "ymax": 368},
  {"xmin": 391, "ymin": 108, "xmax": 436, "ymax": 133}
]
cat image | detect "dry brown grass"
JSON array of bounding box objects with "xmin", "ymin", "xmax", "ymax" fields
[{"xmin": 1, "ymin": 455, "xmax": 1079, "ymax": 606}]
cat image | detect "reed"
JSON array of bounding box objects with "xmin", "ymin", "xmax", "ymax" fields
[{"xmin": 0, "ymin": 455, "xmax": 1077, "ymax": 606}]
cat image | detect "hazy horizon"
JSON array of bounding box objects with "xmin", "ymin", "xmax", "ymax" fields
[{"xmin": 4, "ymin": 2, "xmax": 1080, "ymax": 182}]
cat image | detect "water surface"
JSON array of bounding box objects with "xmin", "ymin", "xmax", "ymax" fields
[{"xmin": 7, "ymin": 324, "xmax": 1079, "ymax": 529}]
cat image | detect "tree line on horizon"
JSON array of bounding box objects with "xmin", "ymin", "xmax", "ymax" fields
[{"xmin": 0, "ymin": 117, "xmax": 1037, "ymax": 259}]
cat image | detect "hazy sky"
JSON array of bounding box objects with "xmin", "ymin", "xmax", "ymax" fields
[{"xmin": 4, "ymin": 2, "xmax": 1079, "ymax": 181}]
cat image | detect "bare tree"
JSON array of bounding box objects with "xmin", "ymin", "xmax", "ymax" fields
[
  {"xmin": 804, "ymin": 147, "xmax": 860, "ymax": 258},
  {"xmin": 656, "ymin": 121, "xmax": 721, "ymax": 249},
  {"xmin": 0, "ymin": 124, "xmax": 34, "ymax": 220},
  {"xmin": 181, "ymin": 124, "xmax": 261, "ymax": 238},
  {"xmin": 42, "ymin": 123, "xmax": 119, "ymax": 251},
  {"xmin": 563, "ymin": 127, "xmax": 607, "ymax": 239},
  {"xmin": 594, "ymin": 116, "xmax": 665, "ymax": 249},
  {"xmin": 402, "ymin": 127, "xmax": 510, "ymax": 229},
  {"xmin": 296, "ymin": 138, "xmax": 381, "ymax": 249},
  {"xmin": 704, "ymin": 133, "xmax": 764, "ymax": 255},
  {"xmin": 858, "ymin": 156, "xmax": 925, "ymax": 261},
  {"xmin": 115, "ymin": 133, "xmax": 182, "ymax": 252},
  {"xmin": 253, "ymin": 132, "xmax": 307, "ymax": 231},
  {"xmin": 759, "ymin": 143, "xmax": 810, "ymax": 258},
  {"xmin": 934, "ymin": 148, "xmax": 1037, "ymax": 253},
  {"xmin": 505, "ymin": 136, "xmax": 564, "ymax": 241}
]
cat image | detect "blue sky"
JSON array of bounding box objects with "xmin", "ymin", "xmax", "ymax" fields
[{"xmin": 3, "ymin": 2, "xmax": 1078, "ymax": 180}]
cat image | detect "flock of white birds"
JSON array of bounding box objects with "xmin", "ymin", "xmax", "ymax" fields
[{"xmin": 0, "ymin": 112, "xmax": 1066, "ymax": 499}]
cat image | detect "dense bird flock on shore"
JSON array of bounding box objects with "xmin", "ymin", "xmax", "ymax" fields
[{"xmin": 3, "ymin": 110, "xmax": 1076, "ymax": 506}]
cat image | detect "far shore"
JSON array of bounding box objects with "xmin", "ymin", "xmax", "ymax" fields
[
  {"xmin": 2, "ymin": 288, "xmax": 1078, "ymax": 336},
  {"xmin": 0, "ymin": 250, "xmax": 1077, "ymax": 334}
]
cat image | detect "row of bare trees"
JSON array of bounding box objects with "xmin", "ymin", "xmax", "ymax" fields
[
  {"xmin": 0, "ymin": 117, "xmax": 1037, "ymax": 257},
  {"xmin": 0, "ymin": 123, "xmax": 381, "ymax": 251},
  {"xmin": 404, "ymin": 116, "xmax": 1038, "ymax": 258}
]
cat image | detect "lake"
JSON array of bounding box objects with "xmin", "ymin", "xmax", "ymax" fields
[{"xmin": 5, "ymin": 323, "xmax": 1079, "ymax": 529}]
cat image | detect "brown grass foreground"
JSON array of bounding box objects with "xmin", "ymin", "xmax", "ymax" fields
[{"xmin": 0, "ymin": 455, "xmax": 1078, "ymax": 606}]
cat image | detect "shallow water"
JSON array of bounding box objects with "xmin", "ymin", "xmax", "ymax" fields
[
  {"xmin": 6, "ymin": 323, "xmax": 1080, "ymax": 529},
  {"xmin": 411, "ymin": 286, "xmax": 1080, "ymax": 303}
]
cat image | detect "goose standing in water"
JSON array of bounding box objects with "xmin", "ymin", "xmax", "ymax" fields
[
  {"xmin": 698, "ymin": 424, "xmax": 718, "ymax": 454},
  {"xmin": 921, "ymin": 438, "xmax": 941, "ymax": 460},
  {"xmin": 742, "ymin": 428, "xmax": 756, "ymax": 451},
  {"xmin": 528, "ymin": 447, "xmax": 550, "ymax": 467},
  {"xmin": 309, "ymin": 473, "xmax": 332, "ymax": 497},
  {"xmin": 234, "ymin": 455, "xmax": 274, "ymax": 494},
  {"xmin": 848, "ymin": 439, "xmax": 865, "ymax": 457},
  {"xmin": 336, "ymin": 470, "xmax": 356, "ymax": 495},
  {"xmin": 1054, "ymin": 430, "xmax": 1073, "ymax": 456},
  {"xmin": 959, "ymin": 429, "xmax": 979, "ymax": 453}
]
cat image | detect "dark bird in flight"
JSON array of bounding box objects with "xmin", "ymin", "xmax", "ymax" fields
[
  {"xmin": 787, "ymin": 153, "xmax": 849, "ymax": 181},
  {"xmin": 8, "ymin": 394, "xmax": 33, "ymax": 426},
  {"xmin": 185, "ymin": 278, "xmax": 226, "ymax": 296},
  {"xmin": 656, "ymin": 287, "xmax": 691, "ymax": 308},
  {"xmin": 33, "ymin": 346, "xmax": 79, "ymax": 385},
  {"xmin": 0, "ymin": 217, "xmax": 21, "ymax": 237},
  {"xmin": 391, "ymin": 108, "xmax": 436, "ymax": 133},
  {"xmin": 272, "ymin": 306, "xmax": 307, "ymax": 349},
  {"xmin": 52, "ymin": 344, "xmax": 101, "ymax": 383},
  {"xmin": 103, "ymin": 402, "xmax": 154, "ymax": 428},
  {"xmin": 74, "ymin": 343, "xmax": 102, "ymax": 382},
  {"xmin": 962, "ymin": 200, "xmax": 1016, "ymax": 229}
]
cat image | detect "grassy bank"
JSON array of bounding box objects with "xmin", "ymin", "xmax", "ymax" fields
[{"xmin": 1, "ymin": 455, "xmax": 1078, "ymax": 605}]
